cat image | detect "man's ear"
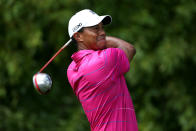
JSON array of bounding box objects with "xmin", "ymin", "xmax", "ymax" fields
[{"xmin": 73, "ymin": 32, "xmax": 83, "ymax": 42}]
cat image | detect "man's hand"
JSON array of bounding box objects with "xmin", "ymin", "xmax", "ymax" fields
[{"xmin": 106, "ymin": 36, "xmax": 136, "ymax": 61}]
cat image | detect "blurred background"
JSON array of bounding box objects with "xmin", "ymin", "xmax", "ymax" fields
[{"xmin": 0, "ymin": 0, "xmax": 196, "ymax": 130}]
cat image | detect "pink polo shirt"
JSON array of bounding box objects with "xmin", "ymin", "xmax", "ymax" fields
[{"xmin": 67, "ymin": 48, "xmax": 138, "ymax": 131}]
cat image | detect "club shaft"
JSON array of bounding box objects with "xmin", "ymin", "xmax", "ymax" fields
[{"xmin": 39, "ymin": 39, "xmax": 72, "ymax": 73}]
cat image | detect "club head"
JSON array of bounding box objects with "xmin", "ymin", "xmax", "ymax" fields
[{"xmin": 33, "ymin": 73, "xmax": 52, "ymax": 95}]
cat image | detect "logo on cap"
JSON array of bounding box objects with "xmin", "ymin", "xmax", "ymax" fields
[{"xmin": 72, "ymin": 23, "xmax": 82, "ymax": 32}]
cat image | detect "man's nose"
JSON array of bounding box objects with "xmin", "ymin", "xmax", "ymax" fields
[{"xmin": 99, "ymin": 27, "xmax": 105, "ymax": 36}]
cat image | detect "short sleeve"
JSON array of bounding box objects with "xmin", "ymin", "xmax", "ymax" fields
[{"xmin": 105, "ymin": 48, "xmax": 130, "ymax": 75}]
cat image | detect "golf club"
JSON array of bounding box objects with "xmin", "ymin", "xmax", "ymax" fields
[
  {"xmin": 39, "ymin": 39, "xmax": 72, "ymax": 73},
  {"xmin": 33, "ymin": 39, "xmax": 72, "ymax": 94}
]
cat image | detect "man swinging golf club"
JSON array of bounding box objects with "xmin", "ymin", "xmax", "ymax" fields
[{"xmin": 67, "ymin": 9, "xmax": 138, "ymax": 131}]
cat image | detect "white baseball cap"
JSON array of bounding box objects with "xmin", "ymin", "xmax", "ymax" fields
[{"xmin": 68, "ymin": 9, "xmax": 112, "ymax": 37}]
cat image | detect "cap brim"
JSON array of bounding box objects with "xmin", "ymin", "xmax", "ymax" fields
[
  {"xmin": 101, "ymin": 15, "xmax": 112, "ymax": 25},
  {"xmin": 83, "ymin": 15, "xmax": 112, "ymax": 28}
]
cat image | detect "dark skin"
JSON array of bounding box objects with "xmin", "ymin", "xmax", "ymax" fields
[{"xmin": 73, "ymin": 22, "xmax": 136, "ymax": 61}]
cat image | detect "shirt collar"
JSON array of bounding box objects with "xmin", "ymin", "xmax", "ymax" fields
[{"xmin": 71, "ymin": 50, "xmax": 94, "ymax": 63}]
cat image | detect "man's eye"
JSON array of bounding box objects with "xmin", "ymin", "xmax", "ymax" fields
[{"xmin": 93, "ymin": 27, "xmax": 99, "ymax": 30}]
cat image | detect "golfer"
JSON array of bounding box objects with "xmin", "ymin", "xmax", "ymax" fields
[{"xmin": 67, "ymin": 9, "xmax": 138, "ymax": 131}]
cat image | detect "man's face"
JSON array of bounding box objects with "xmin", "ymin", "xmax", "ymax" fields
[{"xmin": 78, "ymin": 22, "xmax": 106, "ymax": 50}]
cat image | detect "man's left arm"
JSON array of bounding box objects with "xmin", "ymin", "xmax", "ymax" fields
[{"xmin": 105, "ymin": 36, "xmax": 136, "ymax": 61}]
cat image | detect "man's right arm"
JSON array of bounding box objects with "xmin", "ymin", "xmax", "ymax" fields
[{"xmin": 105, "ymin": 36, "xmax": 136, "ymax": 61}]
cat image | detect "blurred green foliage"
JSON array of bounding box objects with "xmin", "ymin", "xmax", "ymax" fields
[{"xmin": 0, "ymin": 0, "xmax": 195, "ymax": 130}]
